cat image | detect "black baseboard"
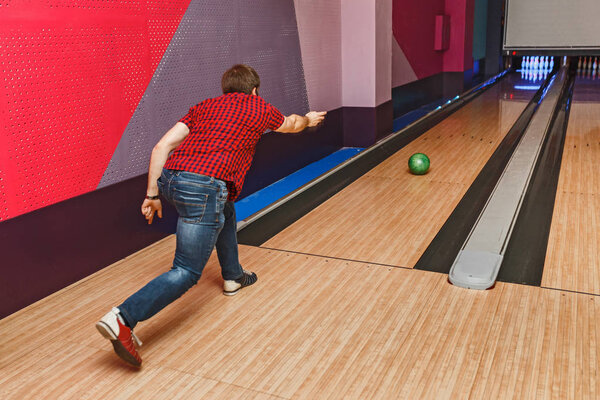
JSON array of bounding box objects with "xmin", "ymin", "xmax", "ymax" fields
[
  {"xmin": 342, "ymin": 100, "xmax": 393, "ymax": 148},
  {"xmin": 0, "ymin": 174, "xmax": 177, "ymax": 319}
]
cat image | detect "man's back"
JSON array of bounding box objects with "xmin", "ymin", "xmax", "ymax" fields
[{"xmin": 164, "ymin": 92, "xmax": 284, "ymax": 200}]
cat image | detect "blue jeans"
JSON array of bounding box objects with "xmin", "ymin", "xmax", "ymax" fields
[{"xmin": 118, "ymin": 169, "xmax": 243, "ymax": 329}]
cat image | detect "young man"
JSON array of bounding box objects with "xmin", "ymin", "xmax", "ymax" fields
[{"xmin": 95, "ymin": 64, "xmax": 326, "ymax": 367}]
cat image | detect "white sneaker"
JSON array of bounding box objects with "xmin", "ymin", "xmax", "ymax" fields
[{"xmin": 223, "ymin": 270, "xmax": 258, "ymax": 296}]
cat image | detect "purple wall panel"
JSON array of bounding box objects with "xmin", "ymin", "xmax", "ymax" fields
[{"xmin": 99, "ymin": 0, "xmax": 309, "ymax": 188}]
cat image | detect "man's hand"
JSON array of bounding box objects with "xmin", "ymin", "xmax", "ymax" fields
[
  {"xmin": 305, "ymin": 111, "xmax": 327, "ymax": 127},
  {"xmin": 275, "ymin": 111, "xmax": 327, "ymax": 133},
  {"xmin": 141, "ymin": 198, "xmax": 162, "ymax": 224}
]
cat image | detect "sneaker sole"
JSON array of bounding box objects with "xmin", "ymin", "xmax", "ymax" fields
[
  {"xmin": 96, "ymin": 322, "xmax": 141, "ymax": 367},
  {"xmin": 96, "ymin": 321, "xmax": 117, "ymax": 340},
  {"xmin": 223, "ymin": 289, "xmax": 239, "ymax": 296}
]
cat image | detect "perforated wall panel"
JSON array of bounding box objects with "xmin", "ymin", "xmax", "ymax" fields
[
  {"xmin": 0, "ymin": 1, "xmax": 191, "ymax": 221},
  {"xmin": 98, "ymin": 0, "xmax": 309, "ymax": 188}
]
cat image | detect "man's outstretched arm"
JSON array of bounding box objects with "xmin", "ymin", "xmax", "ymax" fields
[{"xmin": 275, "ymin": 111, "xmax": 327, "ymax": 133}]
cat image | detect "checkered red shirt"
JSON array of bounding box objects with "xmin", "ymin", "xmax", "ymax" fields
[{"xmin": 164, "ymin": 92, "xmax": 285, "ymax": 201}]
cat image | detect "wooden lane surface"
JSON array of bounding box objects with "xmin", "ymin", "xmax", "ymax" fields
[
  {"xmin": 543, "ymin": 77, "xmax": 600, "ymax": 295},
  {"xmin": 265, "ymin": 75, "xmax": 532, "ymax": 267},
  {"xmin": 1, "ymin": 238, "xmax": 598, "ymax": 399}
]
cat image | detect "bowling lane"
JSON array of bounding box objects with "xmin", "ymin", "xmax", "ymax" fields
[
  {"xmin": 264, "ymin": 73, "xmax": 537, "ymax": 267},
  {"xmin": 3, "ymin": 239, "xmax": 599, "ymax": 398},
  {"xmin": 543, "ymin": 75, "xmax": 600, "ymax": 295}
]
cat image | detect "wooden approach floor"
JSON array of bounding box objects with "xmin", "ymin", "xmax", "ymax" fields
[
  {"xmin": 264, "ymin": 75, "xmax": 532, "ymax": 268},
  {"xmin": 543, "ymin": 77, "xmax": 600, "ymax": 295},
  {"xmin": 1, "ymin": 237, "xmax": 599, "ymax": 399}
]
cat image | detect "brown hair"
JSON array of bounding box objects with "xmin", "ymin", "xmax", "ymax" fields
[{"xmin": 221, "ymin": 64, "xmax": 260, "ymax": 95}]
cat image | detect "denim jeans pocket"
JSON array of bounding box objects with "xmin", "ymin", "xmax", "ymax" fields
[{"xmin": 173, "ymin": 189, "xmax": 209, "ymax": 224}]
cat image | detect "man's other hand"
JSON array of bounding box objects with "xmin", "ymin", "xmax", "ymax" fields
[{"xmin": 141, "ymin": 198, "xmax": 163, "ymax": 224}]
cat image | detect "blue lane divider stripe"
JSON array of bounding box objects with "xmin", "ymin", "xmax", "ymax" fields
[{"xmin": 235, "ymin": 147, "xmax": 363, "ymax": 221}]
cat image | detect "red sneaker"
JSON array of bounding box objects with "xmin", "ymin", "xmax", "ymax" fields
[{"xmin": 96, "ymin": 307, "xmax": 142, "ymax": 367}]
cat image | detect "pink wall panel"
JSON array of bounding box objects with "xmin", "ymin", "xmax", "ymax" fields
[
  {"xmin": 443, "ymin": 0, "xmax": 475, "ymax": 71},
  {"xmin": 294, "ymin": 0, "xmax": 342, "ymax": 111}
]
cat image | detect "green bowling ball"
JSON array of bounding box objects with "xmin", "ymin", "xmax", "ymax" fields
[{"xmin": 408, "ymin": 153, "xmax": 430, "ymax": 175}]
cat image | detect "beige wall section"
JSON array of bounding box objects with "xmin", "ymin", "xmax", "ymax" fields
[
  {"xmin": 341, "ymin": 0, "xmax": 376, "ymax": 107},
  {"xmin": 294, "ymin": 0, "xmax": 342, "ymax": 111},
  {"xmin": 392, "ymin": 36, "xmax": 418, "ymax": 87},
  {"xmin": 341, "ymin": 0, "xmax": 392, "ymax": 108},
  {"xmin": 296, "ymin": 0, "xmax": 391, "ymax": 109}
]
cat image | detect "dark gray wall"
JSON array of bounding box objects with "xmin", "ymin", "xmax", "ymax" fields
[{"xmin": 485, "ymin": 0, "xmax": 504, "ymax": 76}]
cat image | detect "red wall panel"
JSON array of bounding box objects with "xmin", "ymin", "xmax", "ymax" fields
[
  {"xmin": 393, "ymin": 0, "xmax": 445, "ymax": 80},
  {"xmin": 0, "ymin": 1, "xmax": 190, "ymax": 221},
  {"xmin": 393, "ymin": 0, "xmax": 475, "ymax": 79}
]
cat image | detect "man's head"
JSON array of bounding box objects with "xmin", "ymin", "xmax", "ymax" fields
[{"xmin": 221, "ymin": 64, "xmax": 260, "ymax": 95}]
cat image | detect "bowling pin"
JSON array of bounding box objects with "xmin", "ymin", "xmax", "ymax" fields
[{"xmin": 549, "ymin": 57, "xmax": 554, "ymax": 71}]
